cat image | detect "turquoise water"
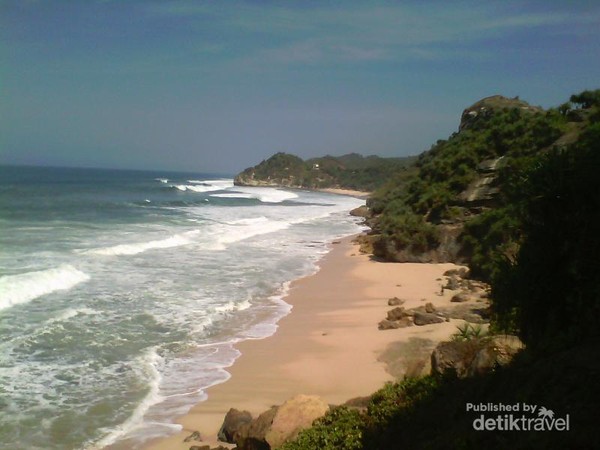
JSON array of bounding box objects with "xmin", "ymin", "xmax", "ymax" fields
[{"xmin": 0, "ymin": 165, "xmax": 364, "ymax": 449}]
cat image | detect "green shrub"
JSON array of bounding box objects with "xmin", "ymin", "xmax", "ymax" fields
[
  {"xmin": 492, "ymin": 124, "xmax": 600, "ymax": 351},
  {"xmin": 280, "ymin": 407, "xmax": 363, "ymax": 450},
  {"xmin": 452, "ymin": 323, "xmax": 486, "ymax": 341}
]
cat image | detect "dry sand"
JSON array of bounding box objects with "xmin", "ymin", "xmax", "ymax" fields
[
  {"xmin": 127, "ymin": 236, "xmax": 466, "ymax": 450},
  {"xmin": 314, "ymin": 188, "xmax": 371, "ymax": 198}
]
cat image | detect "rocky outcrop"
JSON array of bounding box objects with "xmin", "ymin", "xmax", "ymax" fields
[
  {"xmin": 458, "ymin": 95, "xmax": 542, "ymax": 132},
  {"xmin": 430, "ymin": 335, "xmax": 523, "ymax": 378},
  {"xmin": 232, "ymin": 395, "xmax": 329, "ymax": 450},
  {"xmin": 235, "ymin": 406, "xmax": 278, "ymax": 450},
  {"xmin": 413, "ymin": 311, "xmax": 445, "ymax": 326},
  {"xmin": 387, "ymin": 297, "xmax": 405, "ymax": 306},
  {"xmin": 218, "ymin": 408, "xmax": 253, "ymax": 443},
  {"xmin": 349, "ymin": 205, "xmax": 370, "ymax": 218},
  {"xmin": 265, "ymin": 394, "xmax": 329, "ymax": 449},
  {"xmin": 378, "ymin": 317, "xmax": 413, "ymax": 330}
]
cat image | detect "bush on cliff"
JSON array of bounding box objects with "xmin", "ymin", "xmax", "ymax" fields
[
  {"xmin": 492, "ymin": 124, "xmax": 600, "ymax": 351},
  {"xmin": 368, "ymin": 97, "xmax": 568, "ymax": 262}
]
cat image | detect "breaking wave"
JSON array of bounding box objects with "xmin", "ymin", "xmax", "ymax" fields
[{"xmin": 0, "ymin": 265, "xmax": 90, "ymax": 311}]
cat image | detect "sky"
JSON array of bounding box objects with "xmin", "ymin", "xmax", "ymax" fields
[{"xmin": 1, "ymin": 1, "xmax": 599, "ymax": 174}]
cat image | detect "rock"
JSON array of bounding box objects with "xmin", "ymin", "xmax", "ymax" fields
[
  {"xmin": 189, "ymin": 446, "xmax": 210, "ymax": 450},
  {"xmin": 386, "ymin": 306, "xmax": 407, "ymax": 321},
  {"xmin": 431, "ymin": 336, "xmax": 524, "ymax": 378},
  {"xmin": 378, "ymin": 319, "xmax": 401, "ymax": 330},
  {"xmin": 387, "ymin": 297, "xmax": 405, "ymax": 306},
  {"xmin": 218, "ymin": 408, "xmax": 253, "ymax": 443},
  {"xmin": 443, "ymin": 267, "xmax": 469, "ymax": 278},
  {"xmin": 431, "ymin": 340, "xmax": 478, "ymax": 377},
  {"xmin": 468, "ymin": 335, "xmax": 523, "ymax": 376},
  {"xmin": 451, "ymin": 293, "xmax": 471, "ymax": 303},
  {"xmin": 379, "ymin": 317, "xmax": 413, "ymax": 330},
  {"xmin": 265, "ymin": 394, "xmax": 330, "ymax": 449},
  {"xmin": 235, "ymin": 406, "xmax": 278, "ymax": 450},
  {"xmin": 463, "ymin": 313, "xmax": 487, "ymax": 324},
  {"xmin": 349, "ymin": 205, "xmax": 370, "ymax": 218},
  {"xmin": 184, "ymin": 431, "xmax": 202, "ymax": 442},
  {"xmin": 425, "ymin": 302, "xmax": 436, "ymax": 313},
  {"xmin": 413, "ymin": 311, "xmax": 445, "ymax": 326},
  {"xmin": 444, "ymin": 276, "xmax": 460, "ymax": 290}
]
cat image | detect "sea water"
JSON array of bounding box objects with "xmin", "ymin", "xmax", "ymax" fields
[{"xmin": 0, "ymin": 165, "xmax": 365, "ymax": 450}]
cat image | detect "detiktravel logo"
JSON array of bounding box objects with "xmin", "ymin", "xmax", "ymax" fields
[{"xmin": 466, "ymin": 402, "xmax": 570, "ymax": 431}]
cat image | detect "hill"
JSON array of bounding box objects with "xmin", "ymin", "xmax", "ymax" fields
[
  {"xmin": 223, "ymin": 89, "xmax": 600, "ymax": 450},
  {"xmin": 281, "ymin": 89, "xmax": 600, "ymax": 450},
  {"xmin": 234, "ymin": 152, "xmax": 416, "ymax": 192},
  {"xmin": 363, "ymin": 92, "xmax": 598, "ymax": 280}
]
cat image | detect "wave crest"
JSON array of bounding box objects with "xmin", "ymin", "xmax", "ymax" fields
[
  {"xmin": 0, "ymin": 265, "xmax": 90, "ymax": 311},
  {"xmin": 87, "ymin": 230, "xmax": 200, "ymax": 256}
]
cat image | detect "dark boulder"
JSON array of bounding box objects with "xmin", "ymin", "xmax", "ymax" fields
[
  {"xmin": 444, "ymin": 276, "xmax": 460, "ymax": 290},
  {"xmin": 425, "ymin": 302, "xmax": 436, "ymax": 313},
  {"xmin": 218, "ymin": 408, "xmax": 253, "ymax": 443},
  {"xmin": 386, "ymin": 307, "xmax": 408, "ymax": 321},
  {"xmin": 184, "ymin": 431, "xmax": 202, "ymax": 442},
  {"xmin": 450, "ymin": 293, "xmax": 471, "ymax": 303},
  {"xmin": 387, "ymin": 297, "xmax": 405, "ymax": 306},
  {"xmin": 349, "ymin": 205, "xmax": 370, "ymax": 218},
  {"xmin": 235, "ymin": 406, "xmax": 278, "ymax": 450},
  {"xmin": 413, "ymin": 311, "xmax": 445, "ymax": 326},
  {"xmin": 378, "ymin": 318, "xmax": 413, "ymax": 330}
]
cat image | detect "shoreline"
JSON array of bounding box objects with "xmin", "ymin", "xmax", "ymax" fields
[
  {"xmin": 126, "ymin": 235, "xmax": 465, "ymax": 450},
  {"xmin": 313, "ymin": 187, "xmax": 371, "ymax": 198}
]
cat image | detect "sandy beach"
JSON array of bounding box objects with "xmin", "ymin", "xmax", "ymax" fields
[
  {"xmin": 130, "ymin": 236, "xmax": 465, "ymax": 450},
  {"xmin": 314, "ymin": 188, "xmax": 371, "ymax": 198}
]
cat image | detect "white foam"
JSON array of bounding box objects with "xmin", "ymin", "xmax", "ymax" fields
[
  {"xmin": 155, "ymin": 178, "xmax": 169, "ymax": 183},
  {"xmin": 45, "ymin": 307, "xmax": 99, "ymax": 325},
  {"xmin": 91, "ymin": 347, "xmax": 165, "ymax": 449},
  {"xmin": 171, "ymin": 179, "xmax": 234, "ymax": 193},
  {"xmin": 210, "ymin": 193, "xmax": 255, "ymax": 200},
  {"xmin": 187, "ymin": 179, "xmax": 233, "ymax": 188},
  {"xmin": 214, "ymin": 299, "xmax": 252, "ymax": 314},
  {"xmin": 226, "ymin": 217, "xmax": 270, "ymax": 226},
  {"xmin": 0, "ymin": 265, "xmax": 90, "ymax": 311},
  {"xmin": 210, "ymin": 186, "xmax": 299, "ymax": 203},
  {"xmin": 216, "ymin": 219, "xmax": 290, "ymax": 246},
  {"xmin": 87, "ymin": 230, "xmax": 200, "ymax": 256}
]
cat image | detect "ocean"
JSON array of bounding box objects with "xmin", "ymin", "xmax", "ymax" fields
[{"xmin": 0, "ymin": 165, "xmax": 365, "ymax": 450}]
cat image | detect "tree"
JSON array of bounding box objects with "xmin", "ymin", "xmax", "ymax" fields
[
  {"xmin": 569, "ymin": 89, "xmax": 600, "ymax": 109},
  {"xmin": 492, "ymin": 124, "xmax": 600, "ymax": 352}
]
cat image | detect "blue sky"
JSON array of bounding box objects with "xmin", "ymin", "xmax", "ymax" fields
[{"xmin": 1, "ymin": 0, "xmax": 599, "ymax": 174}]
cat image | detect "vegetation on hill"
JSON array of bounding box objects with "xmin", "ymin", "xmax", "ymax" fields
[
  {"xmin": 234, "ymin": 152, "xmax": 416, "ymax": 192},
  {"xmin": 365, "ymin": 93, "xmax": 599, "ymax": 280},
  {"xmin": 492, "ymin": 122, "xmax": 600, "ymax": 351},
  {"xmin": 280, "ymin": 89, "xmax": 600, "ymax": 450},
  {"xmin": 282, "ymin": 340, "xmax": 600, "ymax": 449}
]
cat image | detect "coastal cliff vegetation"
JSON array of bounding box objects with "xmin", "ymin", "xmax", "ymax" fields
[
  {"xmin": 234, "ymin": 152, "xmax": 416, "ymax": 192},
  {"xmin": 234, "ymin": 89, "xmax": 600, "ymax": 450}
]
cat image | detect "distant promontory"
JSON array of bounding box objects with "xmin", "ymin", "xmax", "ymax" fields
[{"xmin": 234, "ymin": 152, "xmax": 416, "ymax": 192}]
